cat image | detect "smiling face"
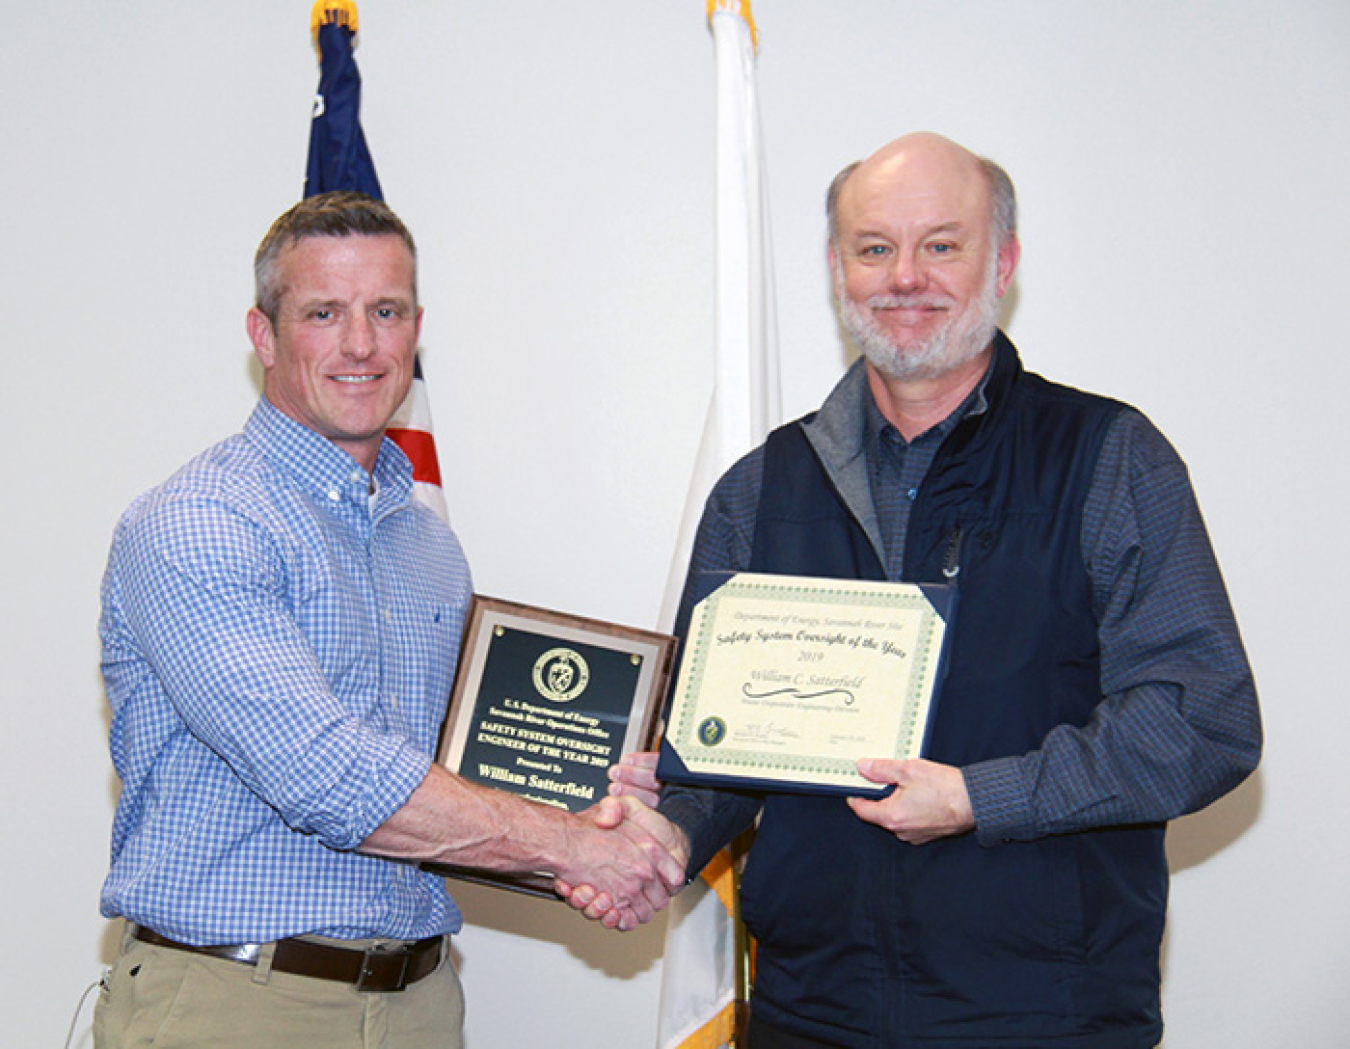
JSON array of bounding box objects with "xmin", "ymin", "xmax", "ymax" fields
[
  {"xmin": 830, "ymin": 134, "xmax": 1019, "ymax": 384},
  {"xmin": 247, "ymin": 234, "xmax": 422, "ymax": 472}
]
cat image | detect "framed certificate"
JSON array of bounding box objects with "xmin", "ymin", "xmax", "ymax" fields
[
  {"xmin": 427, "ymin": 595, "xmax": 678, "ymax": 896},
  {"xmin": 657, "ymin": 573, "xmax": 955, "ymax": 798}
]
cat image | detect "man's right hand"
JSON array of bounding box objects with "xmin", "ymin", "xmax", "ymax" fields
[
  {"xmin": 555, "ymin": 796, "xmax": 691, "ymax": 931},
  {"xmin": 360, "ymin": 764, "xmax": 685, "ymax": 930}
]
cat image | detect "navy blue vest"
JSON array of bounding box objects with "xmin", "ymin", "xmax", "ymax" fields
[{"xmin": 739, "ymin": 337, "xmax": 1167, "ymax": 1049}]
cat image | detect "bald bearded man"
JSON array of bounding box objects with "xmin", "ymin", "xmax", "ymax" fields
[{"xmin": 580, "ymin": 133, "xmax": 1261, "ymax": 1049}]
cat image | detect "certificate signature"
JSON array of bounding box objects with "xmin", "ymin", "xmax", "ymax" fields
[{"xmin": 737, "ymin": 720, "xmax": 802, "ymax": 746}]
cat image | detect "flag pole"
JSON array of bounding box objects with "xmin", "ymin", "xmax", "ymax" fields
[{"xmin": 656, "ymin": 3, "xmax": 778, "ymax": 1047}]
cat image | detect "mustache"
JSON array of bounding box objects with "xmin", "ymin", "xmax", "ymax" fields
[{"xmin": 864, "ymin": 294, "xmax": 954, "ymax": 310}]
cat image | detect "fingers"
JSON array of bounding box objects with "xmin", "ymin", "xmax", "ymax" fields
[
  {"xmin": 608, "ymin": 796, "xmax": 690, "ymax": 887},
  {"xmin": 557, "ymin": 828, "xmax": 668, "ymax": 923},
  {"xmin": 555, "ymin": 879, "xmax": 645, "ymax": 932},
  {"xmin": 586, "ymin": 794, "xmax": 626, "ymax": 831},
  {"xmin": 856, "ymin": 756, "xmax": 905, "ymax": 784},
  {"xmin": 848, "ymin": 758, "xmax": 975, "ymax": 845},
  {"xmin": 845, "ymin": 792, "xmax": 893, "ymax": 829},
  {"xmin": 588, "ymin": 794, "xmax": 689, "ymax": 881},
  {"xmin": 847, "ymin": 757, "xmax": 903, "ymax": 829},
  {"xmin": 607, "ymin": 750, "xmax": 662, "ymax": 807},
  {"xmin": 554, "ymin": 799, "xmax": 690, "ymax": 931}
]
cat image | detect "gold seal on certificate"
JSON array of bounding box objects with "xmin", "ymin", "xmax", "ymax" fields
[{"xmin": 657, "ymin": 573, "xmax": 955, "ymax": 797}]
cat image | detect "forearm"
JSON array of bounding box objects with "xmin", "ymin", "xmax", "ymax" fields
[
  {"xmin": 659, "ymin": 783, "xmax": 761, "ymax": 878},
  {"xmin": 362, "ymin": 763, "xmax": 588, "ymax": 879},
  {"xmin": 363, "ymin": 764, "xmax": 688, "ymax": 925},
  {"xmin": 964, "ymin": 674, "xmax": 1259, "ymax": 845}
]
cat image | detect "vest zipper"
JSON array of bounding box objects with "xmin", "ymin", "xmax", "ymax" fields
[{"xmin": 942, "ymin": 525, "xmax": 964, "ymax": 582}]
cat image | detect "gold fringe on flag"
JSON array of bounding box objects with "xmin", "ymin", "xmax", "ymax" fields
[{"xmin": 312, "ymin": 0, "xmax": 360, "ymax": 54}]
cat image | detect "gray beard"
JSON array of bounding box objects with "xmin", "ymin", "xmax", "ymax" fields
[{"xmin": 838, "ymin": 262, "xmax": 1001, "ymax": 383}]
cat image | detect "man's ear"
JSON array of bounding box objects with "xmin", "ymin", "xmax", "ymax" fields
[
  {"xmin": 247, "ymin": 307, "xmax": 276, "ymax": 369},
  {"xmin": 995, "ymin": 234, "xmax": 1021, "ymax": 298},
  {"xmin": 827, "ymin": 240, "xmax": 847, "ymax": 299}
]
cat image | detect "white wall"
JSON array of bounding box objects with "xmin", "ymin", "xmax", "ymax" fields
[{"xmin": 3, "ymin": 1, "xmax": 1346, "ymax": 1044}]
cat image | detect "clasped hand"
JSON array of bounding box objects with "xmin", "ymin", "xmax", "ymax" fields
[
  {"xmin": 556, "ymin": 754, "xmax": 972, "ymax": 930},
  {"xmin": 554, "ymin": 795, "xmax": 690, "ymax": 932}
]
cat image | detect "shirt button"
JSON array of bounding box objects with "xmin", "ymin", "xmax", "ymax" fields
[
  {"xmin": 327, "ymin": 489, "xmax": 341, "ymax": 502},
  {"xmin": 907, "ymin": 487, "xmax": 918, "ymax": 501}
]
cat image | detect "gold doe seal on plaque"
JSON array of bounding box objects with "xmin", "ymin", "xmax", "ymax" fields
[{"xmin": 532, "ymin": 648, "xmax": 590, "ymax": 703}]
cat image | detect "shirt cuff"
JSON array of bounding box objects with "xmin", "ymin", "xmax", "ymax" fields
[
  {"xmin": 357, "ymin": 743, "xmax": 433, "ymax": 844},
  {"xmin": 294, "ymin": 735, "xmax": 432, "ymax": 851},
  {"xmin": 963, "ymin": 756, "xmax": 1040, "ymax": 845},
  {"xmin": 657, "ymin": 794, "xmax": 714, "ymax": 881}
]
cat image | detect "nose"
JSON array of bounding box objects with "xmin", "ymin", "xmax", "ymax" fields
[
  {"xmin": 887, "ymin": 250, "xmax": 925, "ymax": 294},
  {"xmin": 342, "ymin": 314, "xmax": 377, "ymax": 359}
]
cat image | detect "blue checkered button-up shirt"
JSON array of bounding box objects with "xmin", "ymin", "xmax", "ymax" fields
[{"xmin": 99, "ymin": 398, "xmax": 472, "ymax": 945}]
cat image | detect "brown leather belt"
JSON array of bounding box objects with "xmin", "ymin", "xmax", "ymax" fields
[{"xmin": 128, "ymin": 924, "xmax": 443, "ymax": 993}]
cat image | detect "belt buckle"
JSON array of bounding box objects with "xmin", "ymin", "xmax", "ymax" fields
[{"xmin": 356, "ymin": 944, "xmax": 410, "ymax": 993}]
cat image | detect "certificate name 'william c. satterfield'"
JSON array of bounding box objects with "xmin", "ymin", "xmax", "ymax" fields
[{"xmin": 657, "ymin": 572, "xmax": 955, "ymax": 798}]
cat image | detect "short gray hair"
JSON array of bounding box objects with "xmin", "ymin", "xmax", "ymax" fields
[
  {"xmin": 825, "ymin": 161, "xmax": 861, "ymax": 249},
  {"xmin": 253, "ymin": 191, "xmax": 418, "ymax": 323},
  {"xmin": 979, "ymin": 155, "xmax": 1018, "ymax": 250}
]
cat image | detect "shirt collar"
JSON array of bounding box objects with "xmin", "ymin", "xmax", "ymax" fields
[
  {"xmin": 862, "ymin": 351, "xmax": 996, "ymax": 451},
  {"xmin": 244, "ymin": 397, "xmax": 415, "ymax": 511}
]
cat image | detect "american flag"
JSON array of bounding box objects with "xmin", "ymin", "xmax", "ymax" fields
[{"xmin": 306, "ymin": 0, "xmax": 449, "ymax": 523}]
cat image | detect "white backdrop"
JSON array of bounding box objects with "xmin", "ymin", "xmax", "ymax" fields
[{"xmin": 2, "ymin": 2, "xmax": 1347, "ymax": 1045}]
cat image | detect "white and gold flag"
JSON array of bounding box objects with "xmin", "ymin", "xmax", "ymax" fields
[{"xmin": 657, "ymin": 4, "xmax": 780, "ymax": 1047}]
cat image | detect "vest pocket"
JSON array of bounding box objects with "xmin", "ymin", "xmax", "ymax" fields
[{"xmin": 898, "ymin": 834, "xmax": 1088, "ymax": 1028}]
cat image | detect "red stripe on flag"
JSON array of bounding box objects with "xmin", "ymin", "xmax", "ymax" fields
[{"xmin": 386, "ymin": 428, "xmax": 443, "ymax": 486}]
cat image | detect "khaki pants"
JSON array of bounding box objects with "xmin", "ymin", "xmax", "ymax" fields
[{"xmin": 94, "ymin": 929, "xmax": 465, "ymax": 1049}]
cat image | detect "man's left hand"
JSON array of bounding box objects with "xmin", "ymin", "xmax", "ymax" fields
[
  {"xmin": 607, "ymin": 750, "xmax": 662, "ymax": 808},
  {"xmin": 847, "ymin": 758, "xmax": 976, "ymax": 845}
]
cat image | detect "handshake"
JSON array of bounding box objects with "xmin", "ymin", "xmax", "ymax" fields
[
  {"xmin": 548, "ymin": 750, "xmax": 977, "ymax": 931},
  {"xmin": 552, "ymin": 753, "xmax": 689, "ymax": 932}
]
